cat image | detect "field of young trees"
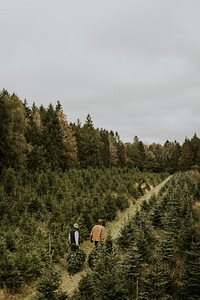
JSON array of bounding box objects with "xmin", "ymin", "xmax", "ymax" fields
[
  {"xmin": 0, "ymin": 167, "xmax": 167, "ymax": 295},
  {"xmin": 0, "ymin": 89, "xmax": 200, "ymax": 299},
  {"xmin": 1, "ymin": 170, "xmax": 199, "ymax": 300},
  {"xmin": 70, "ymin": 171, "xmax": 200, "ymax": 300}
]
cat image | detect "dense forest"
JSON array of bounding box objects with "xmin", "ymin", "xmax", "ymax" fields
[
  {"xmin": 0, "ymin": 89, "xmax": 200, "ymax": 299},
  {"xmin": 0, "ymin": 89, "xmax": 200, "ymax": 173}
]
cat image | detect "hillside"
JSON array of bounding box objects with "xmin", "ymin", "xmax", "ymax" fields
[
  {"xmin": 5, "ymin": 176, "xmax": 171, "ymax": 300},
  {"xmin": 58, "ymin": 171, "xmax": 200, "ymax": 300},
  {"xmin": 60, "ymin": 176, "xmax": 171, "ymax": 296}
]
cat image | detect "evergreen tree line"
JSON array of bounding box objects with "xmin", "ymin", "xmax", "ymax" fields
[
  {"xmin": 1, "ymin": 89, "xmax": 200, "ymax": 174},
  {"xmin": 0, "ymin": 167, "xmax": 167, "ymax": 292},
  {"xmin": 72, "ymin": 171, "xmax": 200, "ymax": 300}
]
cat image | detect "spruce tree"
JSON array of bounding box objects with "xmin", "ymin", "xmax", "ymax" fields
[
  {"xmin": 0, "ymin": 90, "xmax": 28, "ymax": 170},
  {"xmin": 33, "ymin": 264, "xmax": 68, "ymax": 300},
  {"xmin": 55, "ymin": 102, "xmax": 78, "ymax": 169},
  {"xmin": 92, "ymin": 252, "xmax": 128, "ymax": 300},
  {"xmin": 122, "ymin": 244, "xmax": 142, "ymax": 300},
  {"xmin": 140, "ymin": 264, "xmax": 173, "ymax": 300},
  {"xmin": 184, "ymin": 239, "xmax": 200, "ymax": 300},
  {"xmin": 75, "ymin": 114, "xmax": 103, "ymax": 168}
]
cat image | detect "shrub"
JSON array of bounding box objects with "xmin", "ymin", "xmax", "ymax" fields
[{"xmin": 66, "ymin": 248, "xmax": 86, "ymax": 275}]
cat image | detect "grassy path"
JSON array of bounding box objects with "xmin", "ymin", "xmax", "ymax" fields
[{"xmin": 60, "ymin": 175, "xmax": 171, "ymax": 296}]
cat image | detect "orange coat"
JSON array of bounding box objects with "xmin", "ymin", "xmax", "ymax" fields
[{"xmin": 90, "ymin": 224, "xmax": 105, "ymax": 242}]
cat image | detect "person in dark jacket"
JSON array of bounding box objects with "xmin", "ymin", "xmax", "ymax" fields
[{"xmin": 68, "ymin": 223, "xmax": 80, "ymax": 250}]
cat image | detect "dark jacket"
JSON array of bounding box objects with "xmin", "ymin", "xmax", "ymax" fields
[{"xmin": 69, "ymin": 228, "xmax": 80, "ymax": 245}]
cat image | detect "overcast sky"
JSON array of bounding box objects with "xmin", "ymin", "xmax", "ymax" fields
[{"xmin": 1, "ymin": 0, "xmax": 199, "ymax": 145}]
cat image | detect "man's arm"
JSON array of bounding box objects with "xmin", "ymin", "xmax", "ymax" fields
[{"xmin": 90, "ymin": 226, "xmax": 94, "ymax": 242}]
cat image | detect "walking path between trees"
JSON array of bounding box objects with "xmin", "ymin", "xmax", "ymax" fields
[{"xmin": 60, "ymin": 175, "xmax": 172, "ymax": 296}]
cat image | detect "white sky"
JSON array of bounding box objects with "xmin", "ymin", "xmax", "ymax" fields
[{"xmin": 1, "ymin": 0, "xmax": 200, "ymax": 145}]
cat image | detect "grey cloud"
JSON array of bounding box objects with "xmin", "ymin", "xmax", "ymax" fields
[{"xmin": 0, "ymin": 0, "xmax": 199, "ymax": 144}]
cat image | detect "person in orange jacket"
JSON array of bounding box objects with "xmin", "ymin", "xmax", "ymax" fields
[{"xmin": 90, "ymin": 219, "xmax": 105, "ymax": 246}]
